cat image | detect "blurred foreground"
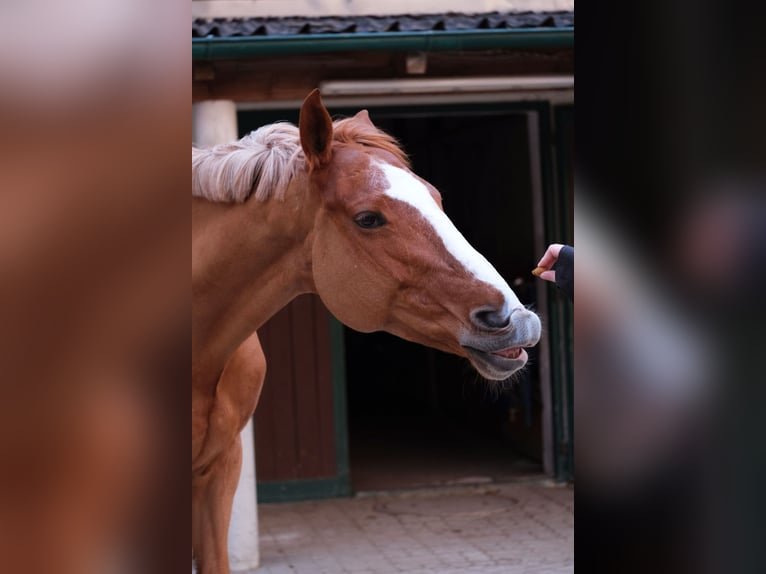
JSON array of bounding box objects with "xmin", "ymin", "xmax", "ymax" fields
[
  {"xmin": 576, "ymin": 1, "xmax": 766, "ymax": 571},
  {"xmin": 0, "ymin": 2, "xmax": 189, "ymax": 573}
]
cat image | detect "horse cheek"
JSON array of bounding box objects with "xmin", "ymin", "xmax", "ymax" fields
[{"xmin": 312, "ymin": 231, "xmax": 387, "ymax": 332}]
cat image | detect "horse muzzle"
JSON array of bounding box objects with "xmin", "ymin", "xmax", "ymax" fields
[{"xmin": 461, "ymin": 308, "xmax": 541, "ymax": 380}]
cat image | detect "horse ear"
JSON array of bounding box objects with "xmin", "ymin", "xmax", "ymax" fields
[
  {"xmin": 299, "ymin": 89, "xmax": 333, "ymax": 170},
  {"xmin": 353, "ymin": 109, "xmax": 375, "ymax": 128}
]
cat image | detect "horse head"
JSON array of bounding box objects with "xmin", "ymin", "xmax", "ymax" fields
[{"xmin": 300, "ymin": 90, "xmax": 541, "ymax": 380}]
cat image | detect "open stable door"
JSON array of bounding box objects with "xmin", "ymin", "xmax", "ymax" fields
[{"xmin": 241, "ymin": 100, "xmax": 574, "ymax": 500}]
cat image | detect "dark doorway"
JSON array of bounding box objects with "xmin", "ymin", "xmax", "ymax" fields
[{"xmin": 345, "ymin": 112, "xmax": 545, "ymax": 492}]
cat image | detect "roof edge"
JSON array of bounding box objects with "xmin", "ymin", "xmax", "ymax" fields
[{"xmin": 192, "ymin": 27, "xmax": 574, "ymax": 60}]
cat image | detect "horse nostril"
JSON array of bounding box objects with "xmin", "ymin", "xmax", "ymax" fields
[{"xmin": 471, "ymin": 307, "xmax": 511, "ymax": 330}]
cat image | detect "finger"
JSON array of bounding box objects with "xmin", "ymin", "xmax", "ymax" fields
[
  {"xmin": 539, "ymin": 270, "xmax": 556, "ymax": 282},
  {"xmin": 537, "ymin": 243, "xmax": 564, "ymax": 268}
]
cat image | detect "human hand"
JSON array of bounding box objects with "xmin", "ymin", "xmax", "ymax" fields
[{"xmin": 532, "ymin": 243, "xmax": 565, "ymax": 283}]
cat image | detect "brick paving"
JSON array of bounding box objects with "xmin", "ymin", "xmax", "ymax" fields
[{"xmin": 248, "ymin": 481, "xmax": 573, "ymax": 574}]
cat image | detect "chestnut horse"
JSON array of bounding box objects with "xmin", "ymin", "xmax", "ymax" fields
[{"xmin": 191, "ymin": 90, "xmax": 541, "ymax": 573}]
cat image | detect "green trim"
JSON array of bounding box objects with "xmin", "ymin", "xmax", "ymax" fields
[
  {"xmin": 239, "ymin": 102, "xmax": 559, "ymax": 131},
  {"xmin": 553, "ymin": 105, "xmax": 574, "ymax": 481},
  {"xmin": 540, "ymin": 104, "xmax": 574, "ymax": 483},
  {"xmin": 257, "ymin": 477, "xmax": 348, "ymax": 503},
  {"xmin": 193, "ymin": 27, "xmax": 573, "ymax": 60}
]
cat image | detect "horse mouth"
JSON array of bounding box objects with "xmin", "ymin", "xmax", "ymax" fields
[
  {"xmin": 462, "ymin": 345, "xmax": 529, "ymax": 380},
  {"xmin": 491, "ymin": 347, "xmax": 524, "ymax": 359}
]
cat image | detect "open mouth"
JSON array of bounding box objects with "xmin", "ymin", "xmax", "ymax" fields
[
  {"xmin": 462, "ymin": 345, "xmax": 529, "ymax": 380},
  {"xmin": 491, "ymin": 347, "xmax": 523, "ymax": 360}
]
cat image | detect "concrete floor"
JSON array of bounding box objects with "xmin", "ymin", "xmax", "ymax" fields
[{"xmin": 249, "ymin": 481, "xmax": 573, "ymax": 574}]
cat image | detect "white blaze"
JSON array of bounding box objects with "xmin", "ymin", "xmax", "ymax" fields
[{"xmin": 378, "ymin": 162, "xmax": 521, "ymax": 311}]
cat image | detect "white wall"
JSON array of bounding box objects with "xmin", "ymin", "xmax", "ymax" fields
[{"xmin": 193, "ymin": 0, "xmax": 574, "ymax": 19}]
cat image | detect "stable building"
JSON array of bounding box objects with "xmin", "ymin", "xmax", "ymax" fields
[{"xmin": 192, "ymin": 1, "xmax": 573, "ymax": 568}]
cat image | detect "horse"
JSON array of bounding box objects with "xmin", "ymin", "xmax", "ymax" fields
[{"xmin": 191, "ymin": 89, "xmax": 541, "ymax": 574}]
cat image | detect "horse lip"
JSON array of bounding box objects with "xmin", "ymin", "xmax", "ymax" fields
[
  {"xmin": 491, "ymin": 346, "xmax": 523, "ymax": 359},
  {"xmin": 461, "ymin": 345, "xmax": 529, "ymax": 380},
  {"xmin": 462, "ymin": 345, "xmax": 529, "ymax": 359},
  {"xmin": 460, "ymin": 337, "xmax": 537, "ymax": 355}
]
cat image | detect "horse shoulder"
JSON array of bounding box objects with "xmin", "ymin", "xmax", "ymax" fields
[{"xmin": 192, "ymin": 332, "xmax": 266, "ymax": 472}]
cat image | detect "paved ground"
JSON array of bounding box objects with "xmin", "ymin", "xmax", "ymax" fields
[{"xmin": 249, "ymin": 480, "xmax": 573, "ymax": 574}]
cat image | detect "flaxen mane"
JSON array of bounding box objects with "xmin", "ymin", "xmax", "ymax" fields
[{"xmin": 192, "ymin": 118, "xmax": 409, "ymax": 203}]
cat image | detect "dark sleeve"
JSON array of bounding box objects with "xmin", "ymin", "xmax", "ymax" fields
[{"xmin": 553, "ymin": 245, "xmax": 574, "ymax": 301}]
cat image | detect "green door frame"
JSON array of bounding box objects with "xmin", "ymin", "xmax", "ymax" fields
[
  {"xmin": 239, "ymin": 100, "xmax": 574, "ymax": 501},
  {"xmin": 547, "ymin": 104, "xmax": 574, "ymax": 482}
]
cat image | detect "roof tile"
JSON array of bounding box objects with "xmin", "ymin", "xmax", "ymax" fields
[{"xmin": 192, "ymin": 11, "xmax": 574, "ymax": 38}]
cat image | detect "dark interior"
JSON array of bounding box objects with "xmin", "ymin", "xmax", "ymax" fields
[{"xmin": 345, "ymin": 112, "xmax": 545, "ymax": 492}]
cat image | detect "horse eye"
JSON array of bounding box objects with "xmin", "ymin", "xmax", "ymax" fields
[{"xmin": 354, "ymin": 211, "xmax": 386, "ymax": 229}]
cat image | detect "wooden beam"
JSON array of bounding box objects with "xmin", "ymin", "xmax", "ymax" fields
[{"xmin": 192, "ymin": 49, "xmax": 573, "ymax": 104}]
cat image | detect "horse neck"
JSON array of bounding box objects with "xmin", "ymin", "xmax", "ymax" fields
[{"xmin": 192, "ymin": 174, "xmax": 317, "ymax": 382}]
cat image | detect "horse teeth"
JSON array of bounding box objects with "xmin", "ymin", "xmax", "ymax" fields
[{"xmin": 494, "ymin": 347, "xmax": 521, "ymax": 359}]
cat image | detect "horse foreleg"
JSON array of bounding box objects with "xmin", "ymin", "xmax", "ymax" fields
[
  {"xmin": 192, "ymin": 331, "xmax": 266, "ymax": 573},
  {"xmin": 192, "ymin": 434, "xmax": 242, "ymax": 574}
]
